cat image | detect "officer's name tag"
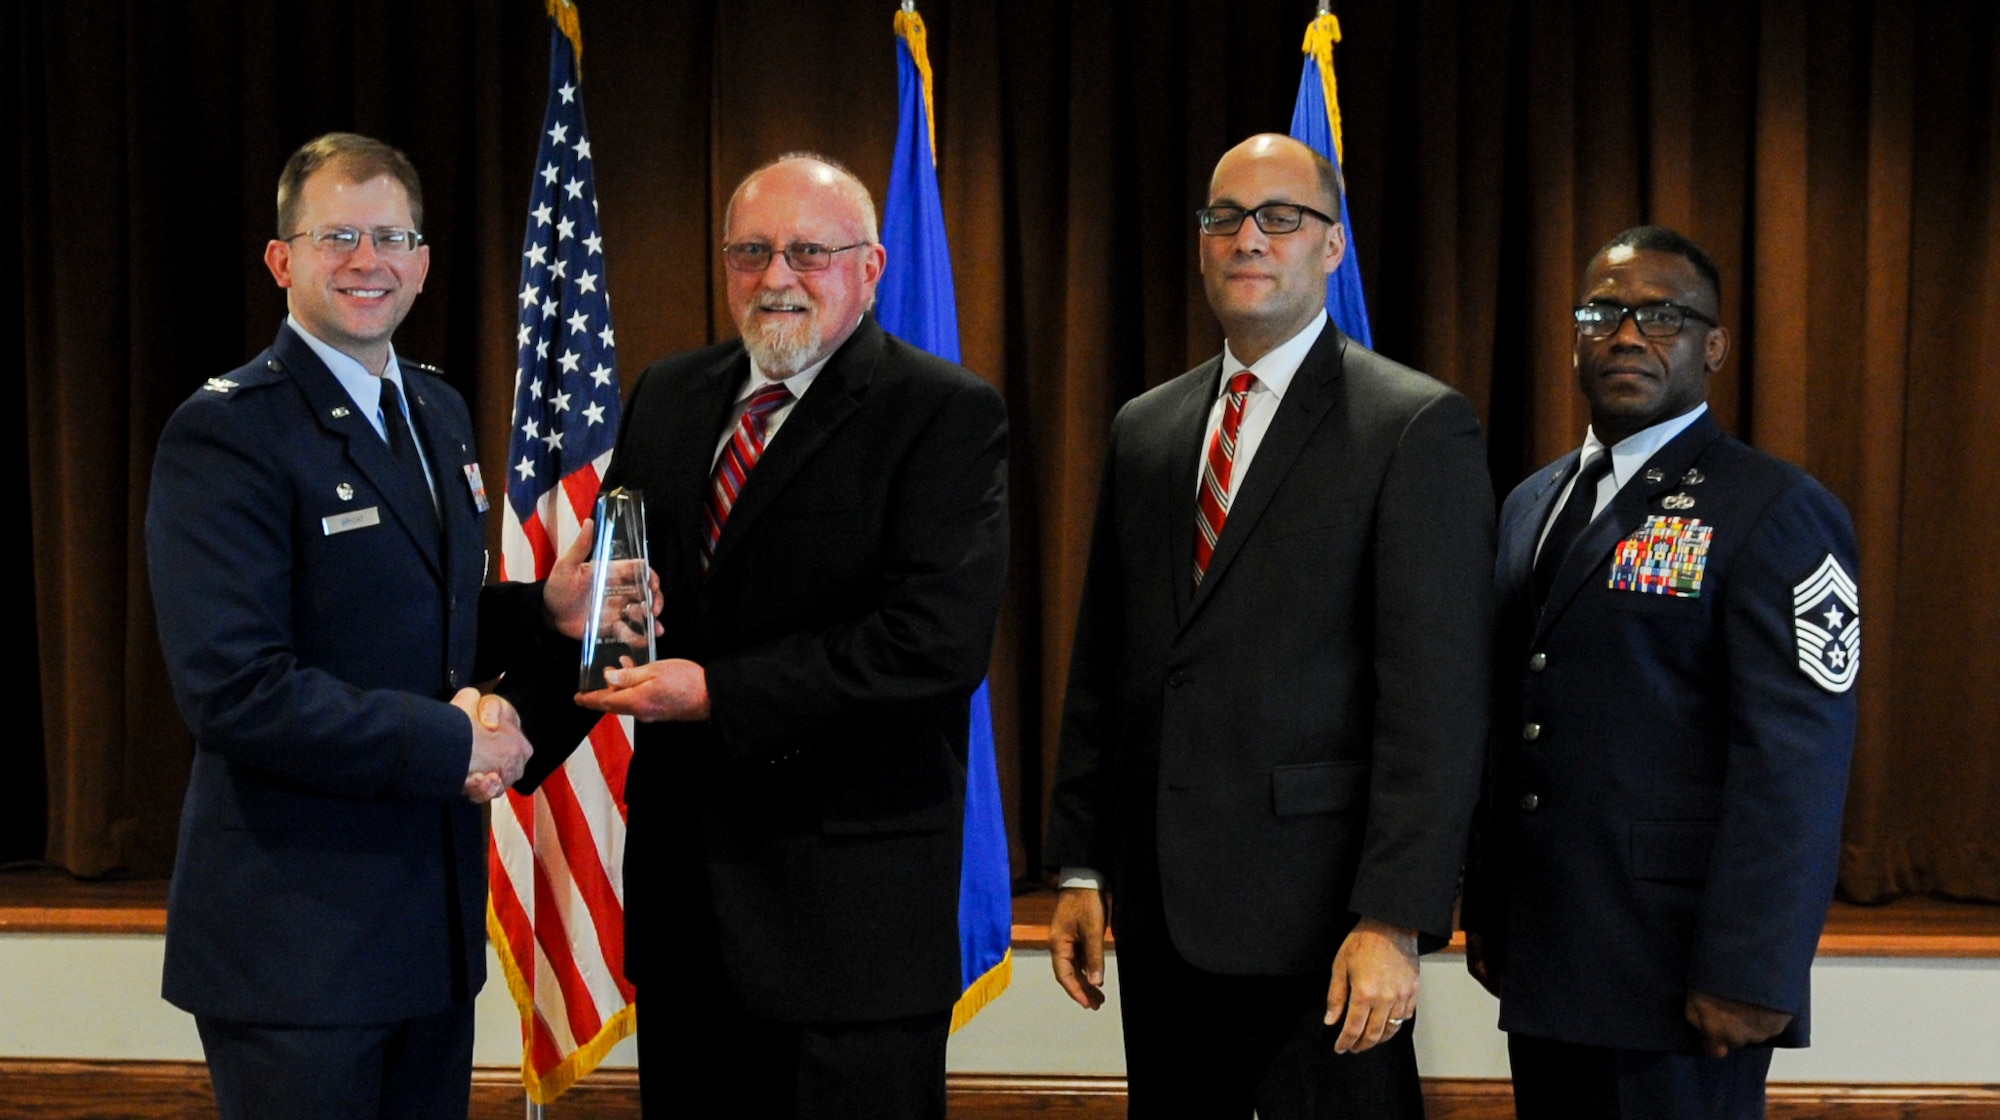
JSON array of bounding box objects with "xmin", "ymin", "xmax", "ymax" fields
[{"xmin": 321, "ymin": 506, "xmax": 382, "ymax": 536}]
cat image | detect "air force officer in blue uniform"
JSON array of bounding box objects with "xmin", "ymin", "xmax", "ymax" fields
[
  {"xmin": 1463, "ymin": 227, "xmax": 1859, "ymax": 1119},
  {"xmin": 146, "ymin": 133, "xmax": 588, "ymax": 1120}
]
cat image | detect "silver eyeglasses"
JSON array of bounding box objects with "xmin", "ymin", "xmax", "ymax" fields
[
  {"xmin": 284, "ymin": 226, "xmax": 426, "ymax": 255},
  {"xmin": 721, "ymin": 241, "xmax": 868, "ymax": 273}
]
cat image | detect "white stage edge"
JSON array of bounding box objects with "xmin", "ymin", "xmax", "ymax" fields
[{"xmin": 3, "ymin": 936, "xmax": 1996, "ymax": 1083}]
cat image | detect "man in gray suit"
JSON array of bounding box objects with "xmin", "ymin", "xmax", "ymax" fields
[{"xmin": 1045, "ymin": 133, "xmax": 1494, "ymax": 1118}]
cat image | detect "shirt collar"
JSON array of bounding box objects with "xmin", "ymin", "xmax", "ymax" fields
[
  {"xmin": 286, "ymin": 316, "xmax": 406, "ymax": 415},
  {"xmin": 1583, "ymin": 402, "xmax": 1710, "ymax": 489},
  {"xmin": 1219, "ymin": 309, "xmax": 1328, "ymax": 401},
  {"xmin": 742, "ymin": 348, "xmax": 833, "ymax": 405}
]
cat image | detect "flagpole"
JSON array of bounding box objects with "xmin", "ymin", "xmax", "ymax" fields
[{"xmin": 493, "ymin": 0, "xmax": 637, "ymax": 1111}]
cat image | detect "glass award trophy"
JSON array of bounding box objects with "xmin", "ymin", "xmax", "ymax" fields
[{"xmin": 579, "ymin": 487, "xmax": 656, "ymax": 692}]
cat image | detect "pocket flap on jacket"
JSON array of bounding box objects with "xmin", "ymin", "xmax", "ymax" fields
[
  {"xmin": 1271, "ymin": 761, "xmax": 1368, "ymax": 817},
  {"xmin": 1628, "ymin": 820, "xmax": 1719, "ymax": 882}
]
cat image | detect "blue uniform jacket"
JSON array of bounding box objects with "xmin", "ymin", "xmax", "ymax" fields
[
  {"xmin": 146, "ymin": 324, "xmax": 542, "ymax": 1025},
  {"xmin": 1464, "ymin": 411, "xmax": 1859, "ymax": 1052}
]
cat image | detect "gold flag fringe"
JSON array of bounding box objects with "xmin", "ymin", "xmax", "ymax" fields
[
  {"xmin": 893, "ymin": 8, "xmax": 941, "ymax": 164},
  {"xmin": 547, "ymin": 0, "xmax": 584, "ymax": 80},
  {"xmin": 1300, "ymin": 13, "xmax": 1346, "ymax": 164}
]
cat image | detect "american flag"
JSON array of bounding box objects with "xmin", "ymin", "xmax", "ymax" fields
[{"xmin": 487, "ymin": 2, "xmax": 635, "ymax": 1103}]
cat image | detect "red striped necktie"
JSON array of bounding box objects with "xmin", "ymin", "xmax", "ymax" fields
[
  {"xmin": 703, "ymin": 382, "xmax": 792, "ymax": 568},
  {"xmin": 1192, "ymin": 371, "xmax": 1256, "ymax": 589}
]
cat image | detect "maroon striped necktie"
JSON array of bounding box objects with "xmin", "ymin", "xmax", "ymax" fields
[
  {"xmin": 1192, "ymin": 371, "xmax": 1256, "ymax": 589},
  {"xmin": 702, "ymin": 382, "xmax": 792, "ymax": 568}
]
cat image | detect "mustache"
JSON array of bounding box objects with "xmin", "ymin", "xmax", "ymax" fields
[{"xmin": 752, "ymin": 290, "xmax": 817, "ymax": 312}]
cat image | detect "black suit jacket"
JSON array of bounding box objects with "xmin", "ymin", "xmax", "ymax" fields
[
  {"xmin": 1463, "ymin": 411, "xmax": 1858, "ymax": 1052},
  {"xmin": 147, "ymin": 324, "xmax": 542, "ymax": 1025},
  {"xmin": 517, "ymin": 314, "xmax": 1008, "ymax": 1023},
  {"xmin": 1046, "ymin": 323, "xmax": 1494, "ymax": 974}
]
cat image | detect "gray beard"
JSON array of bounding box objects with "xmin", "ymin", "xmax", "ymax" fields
[{"xmin": 740, "ymin": 307, "xmax": 823, "ymax": 377}]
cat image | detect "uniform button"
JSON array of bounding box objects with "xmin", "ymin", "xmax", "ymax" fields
[
  {"xmin": 448, "ymin": 669, "xmax": 461, "ymax": 688},
  {"xmin": 1528, "ymin": 652, "xmax": 1547, "ymax": 672},
  {"xmin": 1167, "ymin": 671, "xmax": 1188, "ymax": 688},
  {"xmin": 1519, "ymin": 792, "xmax": 1541, "ymax": 813},
  {"xmin": 1522, "ymin": 722, "xmax": 1542, "ymax": 742}
]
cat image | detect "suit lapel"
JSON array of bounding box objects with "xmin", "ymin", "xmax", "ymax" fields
[
  {"xmin": 1534, "ymin": 412, "xmax": 1724, "ymax": 639},
  {"xmin": 275, "ymin": 329, "xmax": 443, "ymax": 579},
  {"xmin": 706, "ymin": 317, "xmax": 880, "ymax": 575},
  {"xmin": 1186, "ymin": 325, "xmax": 1345, "ymax": 621},
  {"xmin": 1503, "ymin": 461, "xmax": 1569, "ymax": 607},
  {"xmin": 1163, "ymin": 357, "xmax": 1223, "ymax": 625},
  {"xmin": 405, "ymin": 365, "xmax": 478, "ymax": 571},
  {"xmin": 651, "ymin": 350, "xmax": 748, "ymax": 578}
]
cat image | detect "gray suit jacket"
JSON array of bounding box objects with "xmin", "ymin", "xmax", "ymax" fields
[{"xmin": 1047, "ymin": 323, "xmax": 1495, "ymax": 974}]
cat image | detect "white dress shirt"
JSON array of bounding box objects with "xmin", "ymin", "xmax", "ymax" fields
[
  {"xmin": 1191, "ymin": 309, "xmax": 1328, "ymax": 506},
  {"xmin": 709, "ymin": 350, "xmax": 833, "ymax": 467},
  {"xmin": 1533, "ymin": 403, "xmax": 1709, "ymax": 562},
  {"xmin": 288, "ymin": 316, "xmax": 436, "ymax": 501}
]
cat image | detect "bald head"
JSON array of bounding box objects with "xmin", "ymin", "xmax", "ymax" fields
[
  {"xmin": 1210, "ymin": 133, "xmax": 1343, "ymax": 217},
  {"xmin": 725, "ymin": 153, "xmax": 879, "ymax": 246}
]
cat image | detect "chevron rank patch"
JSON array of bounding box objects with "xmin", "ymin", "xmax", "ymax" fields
[
  {"xmin": 1794, "ymin": 554, "xmax": 1859, "ymax": 692},
  {"xmin": 1610, "ymin": 516, "xmax": 1713, "ymax": 597}
]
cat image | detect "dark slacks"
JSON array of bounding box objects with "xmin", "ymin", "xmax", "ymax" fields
[
  {"xmin": 636, "ymin": 950, "xmax": 950, "ymax": 1120},
  {"xmin": 195, "ymin": 1003, "xmax": 474, "ymax": 1120},
  {"xmin": 1509, "ymin": 1032, "xmax": 1774, "ymax": 1120},
  {"xmin": 1115, "ymin": 928, "xmax": 1425, "ymax": 1120}
]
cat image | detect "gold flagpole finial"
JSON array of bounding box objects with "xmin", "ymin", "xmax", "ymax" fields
[
  {"xmin": 893, "ymin": 5, "xmax": 940, "ymax": 164},
  {"xmin": 547, "ymin": 0, "xmax": 584, "ymax": 79}
]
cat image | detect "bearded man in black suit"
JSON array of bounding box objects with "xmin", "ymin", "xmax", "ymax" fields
[{"xmin": 515, "ymin": 153, "xmax": 1008, "ymax": 1120}]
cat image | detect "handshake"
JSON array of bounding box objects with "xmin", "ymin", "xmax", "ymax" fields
[{"xmin": 452, "ymin": 688, "xmax": 533, "ymax": 804}]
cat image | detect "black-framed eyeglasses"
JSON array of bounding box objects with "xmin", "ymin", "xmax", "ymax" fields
[
  {"xmin": 722, "ymin": 241, "xmax": 869, "ymax": 273},
  {"xmin": 284, "ymin": 225, "xmax": 425, "ymax": 255},
  {"xmin": 1573, "ymin": 301, "xmax": 1719, "ymax": 339},
  {"xmin": 1195, "ymin": 203, "xmax": 1337, "ymax": 237}
]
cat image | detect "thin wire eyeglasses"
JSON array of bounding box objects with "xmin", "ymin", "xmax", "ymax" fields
[
  {"xmin": 722, "ymin": 242, "xmax": 869, "ymax": 273},
  {"xmin": 283, "ymin": 226, "xmax": 426, "ymax": 255}
]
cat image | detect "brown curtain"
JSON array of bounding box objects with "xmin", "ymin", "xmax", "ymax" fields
[{"xmin": 15, "ymin": 0, "xmax": 1997, "ymax": 901}]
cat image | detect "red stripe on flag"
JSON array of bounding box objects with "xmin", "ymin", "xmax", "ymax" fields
[
  {"xmin": 529, "ymin": 840, "xmax": 608, "ymax": 1049},
  {"xmin": 587, "ymin": 717, "xmax": 632, "ymax": 819},
  {"xmin": 519, "ymin": 509, "xmax": 557, "ymax": 581},
  {"xmin": 540, "ymin": 766, "xmax": 636, "ymax": 1003},
  {"xmin": 561, "ymin": 464, "xmax": 603, "ymax": 528},
  {"xmin": 528, "ymin": 1008, "xmax": 566, "ymax": 1077},
  {"xmin": 489, "ymin": 831, "xmax": 537, "ymax": 983}
]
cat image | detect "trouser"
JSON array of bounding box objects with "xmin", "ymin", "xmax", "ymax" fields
[
  {"xmin": 1508, "ymin": 1031, "xmax": 1774, "ymax": 1120},
  {"xmin": 196, "ymin": 1002, "xmax": 474, "ymax": 1120},
  {"xmin": 1115, "ymin": 926, "xmax": 1426, "ymax": 1120}
]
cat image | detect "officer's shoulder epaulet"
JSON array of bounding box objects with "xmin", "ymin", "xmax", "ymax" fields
[
  {"xmin": 193, "ymin": 356, "xmax": 286, "ymax": 401},
  {"xmin": 401, "ymin": 359, "xmax": 446, "ymax": 380}
]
